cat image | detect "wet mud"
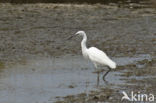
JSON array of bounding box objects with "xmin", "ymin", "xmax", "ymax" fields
[{"xmin": 0, "ymin": 3, "xmax": 155, "ymax": 103}]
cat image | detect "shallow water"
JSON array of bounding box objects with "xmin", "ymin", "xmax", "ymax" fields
[{"xmin": 0, "ymin": 54, "xmax": 152, "ymax": 103}]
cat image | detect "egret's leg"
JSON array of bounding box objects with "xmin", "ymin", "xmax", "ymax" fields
[
  {"xmin": 93, "ymin": 63, "xmax": 100, "ymax": 86},
  {"xmin": 97, "ymin": 72, "xmax": 100, "ymax": 86},
  {"xmin": 103, "ymin": 67, "xmax": 111, "ymax": 81}
]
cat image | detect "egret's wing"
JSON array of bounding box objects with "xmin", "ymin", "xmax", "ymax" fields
[
  {"xmin": 87, "ymin": 47, "xmax": 116, "ymax": 68},
  {"xmin": 87, "ymin": 47, "xmax": 110, "ymax": 63}
]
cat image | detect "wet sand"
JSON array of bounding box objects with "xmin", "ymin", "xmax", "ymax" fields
[{"xmin": 0, "ymin": 3, "xmax": 155, "ymax": 103}]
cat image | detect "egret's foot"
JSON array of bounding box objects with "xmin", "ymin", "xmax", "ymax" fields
[
  {"xmin": 102, "ymin": 68, "xmax": 111, "ymax": 82},
  {"xmin": 102, "ymin": 76, "xmax": 109, "ymax": 84},
  {"xmin": 103, "ymin": 79, "xmax": 109, "ymax": 84},
  {"xmin": 103, "ymin": 77, "xmax": 106, "ymax": 81},
  {"xmin": 103, "ymin": 74, "xmax": 107, "ymax": 81}
]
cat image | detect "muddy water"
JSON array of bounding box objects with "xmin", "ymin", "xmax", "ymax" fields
[{"xmin": 0, "ymin": 54, "xmax": 152, "ymax": 103}]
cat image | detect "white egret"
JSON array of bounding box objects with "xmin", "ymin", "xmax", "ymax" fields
[{"xmin": 68, "ymin": 31, "xmax": 116, "ymax": 83}]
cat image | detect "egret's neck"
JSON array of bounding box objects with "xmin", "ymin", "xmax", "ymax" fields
[{"xmin": 81, "ymin": 33, "xmax": 87, "ymax": 51}]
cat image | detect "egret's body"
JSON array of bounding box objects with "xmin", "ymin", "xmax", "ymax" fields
[
  {"xmin": 68, "ymin": 31, "xmax": 116, "ymax": 83},
  {"xmin": 87, "ymin": 47, "xmax": 116, "ymax": 68}
]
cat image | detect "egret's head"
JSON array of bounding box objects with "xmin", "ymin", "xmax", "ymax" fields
[
  {"xmin": 67, "ymin": 30, "xmax": 85, "ymax": 40},
  {"xmin": 75, "ymin": 31, "xmax": 85, "ymax": 36}
]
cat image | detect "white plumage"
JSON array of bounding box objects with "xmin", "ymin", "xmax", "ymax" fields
[
  {"xmin": 87, "ymin": 47, "xmax": 116, "ymax": 69},
  {"xmin": 68, "ymin": 30, "xmax": 117, "ymax": 82}
]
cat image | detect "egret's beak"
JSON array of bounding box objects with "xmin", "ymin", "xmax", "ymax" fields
[
  {"xmin": 67, "ymin": 33, "xmax": 78, "ymax": 40},
  {"xmin": 67, "ymin": 35, "xmax": 75, "ymax": 40}
]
